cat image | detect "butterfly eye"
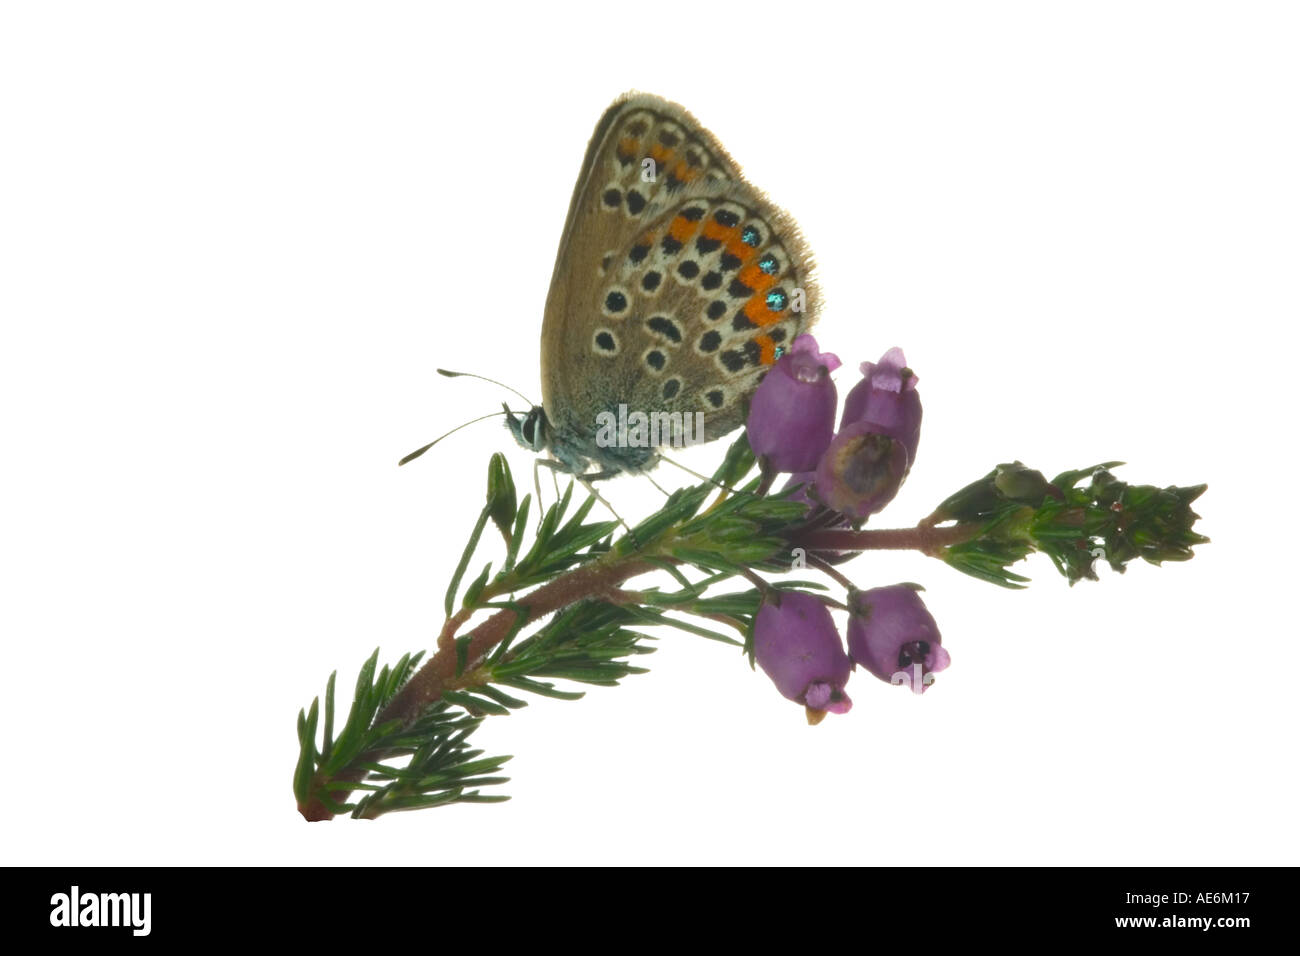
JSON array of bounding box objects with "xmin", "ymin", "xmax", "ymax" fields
[{"xmin": 522, "ymin": 408, "xmax": 547, "ymax": 451}]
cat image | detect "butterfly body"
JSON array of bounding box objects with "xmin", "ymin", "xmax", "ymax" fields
[
  {"xmin": 516, "ymin": 92, "xmax": 819, "ymax": 478},
  {"xmin": 506, "ymin": 403, "xmax": 657, "ymax": 476}
]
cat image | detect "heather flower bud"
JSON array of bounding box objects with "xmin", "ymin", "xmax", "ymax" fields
[
  {"xmin": 932, "ymin": 461, "xmax": 1060, "ymax": 523},
  {"xmin": 993, "ymin": 463, "xmax": 1058, "ymax": 507},
  {"xmin": 486, "ymin": 452, "xmax": 517, "ymax": 541},
  {"xmin": 847, "ymin": 585, "xmax": 950, "ymax": 692},
  {"xmin": 813, "ymin": 422, "xmax": 910, "ymax": 520},
  {"xmin": 746, "ymin": 335, "xmax": 841, "ymax": 474},
  {"xmin": 840, "ymin": 347, "xmax": 922, "ymax": 471},
  {"xmin": 753, "ymin": 590, "xmax": 852, "ymax": 720}
]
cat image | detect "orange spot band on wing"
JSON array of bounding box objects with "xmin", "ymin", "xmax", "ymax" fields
[
  {"xmin": 726, "ymin": 236, "xmax": 760, "ymax": 264},
  {"xmin": 617, "ymin": 137, "xmax": 640, "ymax": 160},
  {"xmin": 756, "ymin": 334, "xmax": 777, "ymax": 365},
  {"xmin": 649, "ymin": 144, "xmax": 673, "ymax": 167},
  {"xmin": 743, "ymin": 294, "xmax": 785, "ymax": 327},
  {"xmin": 738, "ymin": 264, "xmax": 777, "ymax": 293},
  {"xmin": 669, "ymin": 215, "xmax": 699, "ymax": 243},
  {"xmin": 701, "ymin": 220, "xmax": 735, "ymax": 243},
  {"xmin": 672, "ymin": 160, "xmax": 700, "ymax": 182}
]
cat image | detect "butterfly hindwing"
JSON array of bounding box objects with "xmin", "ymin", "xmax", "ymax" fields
[{"xmin": 589, "ymin": 179, "xmax": 819, "ymax": 441}]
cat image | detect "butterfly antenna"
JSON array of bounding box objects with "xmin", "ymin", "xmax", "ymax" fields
[
  {"xmin": 437, "ymin": 368, "xmax": 536, "ymax": 408},
  {"xmin": 398, "ymin": 410, "xmax": 511, "ymax": 466}
]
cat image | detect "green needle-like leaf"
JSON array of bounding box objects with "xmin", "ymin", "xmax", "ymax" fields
[{"xmin": 445, "ymin": 507, "xmax": 491, "ymax": 617}]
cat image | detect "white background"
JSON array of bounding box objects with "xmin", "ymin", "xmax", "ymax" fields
[{"xmin": 2, "ymin": 1, "xmax": 1296, "ymax": 866}]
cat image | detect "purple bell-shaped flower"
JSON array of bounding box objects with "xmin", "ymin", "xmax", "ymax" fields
[
  {"xmin": 840, "ymin": 347, "xmax": 922, "ymax": 472},
  {"xmin": 813, "ymin": 422, "xmax": 910, "ymax": 520},
  {"xmin": 753, "ymin": 590, "xmax": 852, "ymax": 722},
  {"xmin": 846, "ymin": 584, "xmax": 950, "ymax": 692},
  {"xmin": 746, "ymin": 335, "xmax": 841, "ymax": 474}
]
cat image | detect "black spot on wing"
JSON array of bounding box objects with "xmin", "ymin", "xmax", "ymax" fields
[{"xmin": 647, "ymin": 316, "xmax": 681, "ymax": 343}]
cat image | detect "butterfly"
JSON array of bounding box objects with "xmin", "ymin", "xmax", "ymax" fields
[{"xmin": 507, "ymin": 92, "xmax": 821, "ymax": 480}]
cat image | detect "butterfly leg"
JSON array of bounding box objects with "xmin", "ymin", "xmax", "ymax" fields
[
  {"xmin": 538, "ymin": 459, "xmax": 639, "ymax": 545},
  {"xmin": 658, "ymin": 452, "xmax": 740, "ymax": 495},
  {"xmin": 531, "ymin": 458, "xmax": 547, "ymax": 533},
  {"xmin": 643, "ymin": 472, "xmax": 671, "ymax": 498},
  {"xmin": 576, "ymin": 474, "xmax": 640, "ymax": 548}
]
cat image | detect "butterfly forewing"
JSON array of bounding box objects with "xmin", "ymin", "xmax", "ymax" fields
[{"xmin": 541, "ymin": 93, "xmax": 817, "ymax": 470}]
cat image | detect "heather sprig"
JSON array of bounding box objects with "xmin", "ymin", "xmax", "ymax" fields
[{"xmin": 295, "ymin": 336, "xmax": 1207, "ymax": 820}]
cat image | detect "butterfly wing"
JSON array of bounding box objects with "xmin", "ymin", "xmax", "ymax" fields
[{"xmin": 541, "ymin": 93, "xmax": 818, "ymax": 471}]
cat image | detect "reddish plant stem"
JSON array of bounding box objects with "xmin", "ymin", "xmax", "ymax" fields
[
  {"xmin": 795, "ymin": 522, "xmax": 981, "ymax": 557},
  {"xmin": 806, "ymin": 553, "xmax": 855, "ymax": 590},
  {"xmin": 299, "ymin": 557, "xmax": 657, "ymax": 821},
  {"xmin": 384, "ymin": 558, "xmax": 658, "ymax": 725},
  {"xmin": 299, "ymin": 519, "xmax": 984, "ymax": 821}
]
